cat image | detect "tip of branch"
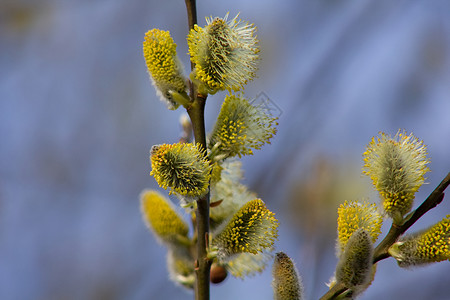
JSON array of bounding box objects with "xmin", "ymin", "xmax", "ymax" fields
[{"xmin": 437, "ymin": 192, "xmax": 445, "ymax": 205}]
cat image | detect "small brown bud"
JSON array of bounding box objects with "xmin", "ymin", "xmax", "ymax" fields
[{"xmin": 210, "ymin": 263, "xmax": 228, "ymax": 284}]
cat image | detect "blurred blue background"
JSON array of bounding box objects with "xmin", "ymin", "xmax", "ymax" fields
[{"xmin": 1, "ymin": 0, "xmax": 450, "ymax": 299}]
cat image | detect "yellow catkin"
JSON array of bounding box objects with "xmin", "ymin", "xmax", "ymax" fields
[
  {"xmin": 187, "ymin": 13, "xmax": 259, "ymax": 93},
  {"xmin": 337, "ymin": 200, "xmax": 383, "ymax": 255},
  {"xmin": 272, "ymin": 252, "xmax": 304, "ymax": 300},
  {"xmin": 150, "ymin": 143, "xmax": 211, "ymax": 197},
  {"xmin": 362, "ymin": 130, "xmax": 429, "ymax": 220},
  {"xmin": 208, "ymin": 94, "xmax": 277, "ymax": 159},
  {"xmin": 140, "ymin": 190, "xmax": 188, "ymax": 243},
  {"xmin": 214, "ymin": 199, "xmax": 278, "ymax": 257},
  {"xmin": 143, "ymin": 29, "xmax": 186, "ymax": 109},
  {"xmin": 390, "ymin": 215, "xmax": 450, "ymax": 267},
  {"xmin": 336, "ymin": 229, "xmax": 373, "ymax": 293}
]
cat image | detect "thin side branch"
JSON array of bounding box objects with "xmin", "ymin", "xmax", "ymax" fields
[
  {"xmin": 320, "ymin": 172, "xmax": 450, "ymax": 300},
  {"xmin": 319, "ymin": 282, "xmax": 347, "ymax": 300},
  {"xmin": 373, "ymin": 172, "xmax": 450, "ymax": 263}
]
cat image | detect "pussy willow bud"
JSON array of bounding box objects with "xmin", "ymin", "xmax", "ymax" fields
[
  {"xmin": 209, "ymin": 160, "xmax": 256, "ymax": 230},
  {"xmin": 167, "ymin": 247, "xmax": 195, "ymax": 289},
  {"xmin": 210, "ymin": 263, "xmax": 228, "ymax": 284},
  {"xmin": 187, "ymin": 13, "xmax": 259, "ymax": 94},
  {"xmin": 209, "ymin": 162, "xmax": 224, "ymax": 185},
  {"xmin": 222, "ymin": 250, "xmax": 272, "ymax": 279},
  {"xmin": 143, "ymin": 29, "xmax": 188, "ymax": 109},
  {"xmin": 208, "ymin": 94, "xmax": 277, "ymax": 159},
  {"xmin": 179, "ymin": 114, "xmax": 192, "ymax": 143},
  {"xmin": 337, "ymin": 200, "xmax": 382, "ymax": 256},
  {"xmin": 140, "ymin": 190, "xmax": 189, "ymax": 245},
  {"xmin": 272, "ymin": 252, "xmax": 304, "ymax": 300},
  {"xmin": 363, "ymin": 130, "xmax": 429, "ymax": 222},
  {"xmin": 388, "ymin": 215, "xmax": 450, "ymax": 267},
  {"xmin": 150, "ymin": 143, "xmax": 211, "ymax": 197},
  {"xmin": 335, "ymin": 229, "xmax": 373, "ymax": 294},
  {"xmin": 213, "ymin": 199, "xmax": 278, "ymax": 258}
]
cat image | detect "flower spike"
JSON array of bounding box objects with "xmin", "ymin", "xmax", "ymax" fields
[
  {"xmin": 208, "ymin": 94, "xmax": 277, "ymax": 159},
  {"xmin": 335, "ymin": 229, "xmax": 374, "ymax": 296},
  {"xmin": 150, "ymin": 143, "xmax": 212, "ymax": 197},
  {"xmin": 389, "ymin": 215, "xmax": 450, "ymax": 267},
  {"xmin": 213, "ymin": 199, "xmax": 278, "ymax": 258},
  {"xmin": 140, "ymin": 190, "xmax": 189, "ymax": 245},
  {"xmin": 188, "ymin": 13, "xmax": 259, "ymax": 94},
  {"xmin": 336, "ymin": 200, "xmax": 383, "ymax": 256},
  {"xmin": 143, "ymin": 29, "xmax": 188, "ymax": 109},
  {"xmin": 363, "ymin": 130, "xmax": 430, "ymax": 222},
  {"xmin": 272, "ymin": 252, "xmax": 304, "ymax": 300}
]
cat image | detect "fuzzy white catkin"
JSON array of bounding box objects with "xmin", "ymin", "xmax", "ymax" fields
[
  {"xmin": 272, "ymin": 252, "xmax": 304, "ymax": 300},
  {"xmin": 335, "ymin": 229, "xmax": 373, "ymax": 296}
]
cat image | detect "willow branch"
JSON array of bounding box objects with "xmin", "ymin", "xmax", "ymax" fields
[
  {"xmin": 320, "ymin": 172, "xmax": 450, "ymax": 300},
  {"xmin": 185, "ymin": 0, "xmax": 197, "ymax": 31},
  {"xmin": 373, "ymin": 172, "xmax": 450, "ymax": 263},
  {"xmin": 184, "ymin": 1, "xmax": 211, "ymax": 300},
  {"xmin": 319, "ymin": 282, "xmax": 347, "ymax": 300},
  {"xmin": 185, "ymin": 0, "xmax": 197, "ymax": 71}
]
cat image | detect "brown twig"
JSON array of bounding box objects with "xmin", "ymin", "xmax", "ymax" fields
[
  {"xmin": 184, "ymin": 1, "xmax": 211, "ymax": 300},
  {"xmin": 373, "ymin": 172, "xmax": 450, "ymax": 263},
  {"xmin": 319, "ymin": 282, "xmax": 348, "ymax": 300},
  {"xmin": 185, "ymin": 0, "xmax": 197, "ymax": 71}
]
